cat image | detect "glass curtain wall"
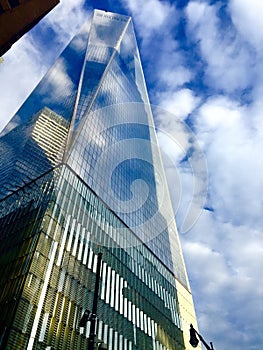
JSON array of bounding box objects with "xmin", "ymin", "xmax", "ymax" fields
[
  {"xmin": 0, "ymin": 9, "xmax": 199, "ymax": 350},
  {"xmin": 0, "ymin": 165, "xmax": 185, "ymax": 350}
]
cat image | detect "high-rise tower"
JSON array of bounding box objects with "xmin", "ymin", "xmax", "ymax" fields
[{"xmin": 0, "ymin": 10, "xmax": 199, "ymax": 350}]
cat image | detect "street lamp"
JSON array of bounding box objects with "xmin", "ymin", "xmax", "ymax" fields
[
  {"xmin": 189, "ymin": 324, "xmax": 214, "ymax": 350},
  {"xmin": 78, "ymin": 252, "xmax": 107, "ymax": 350}
]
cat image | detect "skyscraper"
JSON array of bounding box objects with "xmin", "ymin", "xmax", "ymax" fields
[{"xmin": 0, "ymin": 10, "xmax": 199, "ymax": 350}]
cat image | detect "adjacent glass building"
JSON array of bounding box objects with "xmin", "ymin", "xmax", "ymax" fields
[{"xmin": 0, "ymin": 10, "xmax": 199, "ymax": 350}]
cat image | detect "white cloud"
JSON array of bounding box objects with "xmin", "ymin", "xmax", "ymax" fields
[
  {"xmin": 154, "ymin": 40, "xmax": 193, "ymax": 90},
  {"xmin": 182, "ymin": 219, "xmax": 263, "ymax": 350},
  {"xmin": 158, "ymin": 88, "xmax": 201, "ymax": 119},
  {"xmin": 154, "ymin": 103, "xmax": 208, "ymax": 234},
  {"xmin": 123, "ymin": 0, "xmax": 192, "ymax": 91},
  {"xmin": 186, "ymin": 1, "xmax": 207, "ymax": 28},
  {"xmin": 193, "ymin": 95, "xmax": 263, "ymax": 228},
  {"xmin": 183, "ymin": 240, "xmax": 230, "ymax": 292},
  {"xmin": 0, "ymin": 36, "xmax": 48, "ymax": 132},
  {"xmin": 43, "ymin": 0, "xmax": 88, "ymax": 43},
  {"xmin": 158, "ymin": 66, "xmax": 193, "ymax": 90},
  {"xmin": 196, "ymin": 95, "xmax": 243, "ymax": 131},
  {"xmin": 230, "ymin": 0, "xmax": 263, "ymax": 50},
  {"xmin": 123, "ymin": 0, "xmax": 173, "ymax": 34},
  {"xmin": 186, "ymin": 1, "xmax": 253, "ymax": 92},
  {"xmin": 181, "ymin": 84, "xmax": 263, "ymax": 348}
]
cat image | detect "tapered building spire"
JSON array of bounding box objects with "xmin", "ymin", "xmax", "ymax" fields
[{"xmin": 0, "ymin": 10, "xmax": 200, "ymax": 350}]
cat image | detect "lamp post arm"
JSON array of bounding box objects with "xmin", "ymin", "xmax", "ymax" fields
[
  {"xmin": 194, "ymin": 329, "xmax": 214, "ymax": 350},
  {"xmin": 197, "ymin": 333, "xmax": 213, "ymax": 350}
]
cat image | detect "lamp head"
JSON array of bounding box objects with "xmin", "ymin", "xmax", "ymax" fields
[{"xmin": 189, "ymin": 324, "xmax": 199, "ymax": 348}]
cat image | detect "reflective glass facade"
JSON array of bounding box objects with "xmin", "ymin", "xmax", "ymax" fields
[{"xmin": 0, "ymin": 10, "xmax": 199, "ymax": 350}]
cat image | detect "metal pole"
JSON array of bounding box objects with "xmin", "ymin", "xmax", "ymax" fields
[
  {"xmin": 88, "ymin": 252, "xmax": 102, "ymax": 350},
  {"xmin": 198, "ymin": 333, "xmax": 213, "ymax": 350}
]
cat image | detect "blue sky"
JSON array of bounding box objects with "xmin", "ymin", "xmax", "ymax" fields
[{"xmin": 1, "ymin": 1, "xmax": 263, "ymax": 349}]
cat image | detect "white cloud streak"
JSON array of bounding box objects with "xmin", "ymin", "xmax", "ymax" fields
[
  {"xmin": 0, "ymin": 36, "xmax": 47, "ymax": 131},
  {"xmin": 123, "ymin": 0, "xmax": 173, "ymax": 35},
  {"xmin": 43, "ymin": 0, "xmax": 89, "ymax": 44},
  {"xmin": 230, "ymin": 0, "xmax": 263, "ymax": 50},
  {"xmin": 179, "ymin": 2, "xmax": 263, "ymax": 348},
  {"xmin": 186, "ymin": 1, "xmax": 254, "ymax": 93},
  {"xmin": 158, "ymin": 88, "xmax": 201, "ymax": 119}
]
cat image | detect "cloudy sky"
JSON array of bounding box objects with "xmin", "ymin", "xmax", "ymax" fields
[{"xmin": 1, "ymin": 1, "xmax": 263, "ymax": 349}]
